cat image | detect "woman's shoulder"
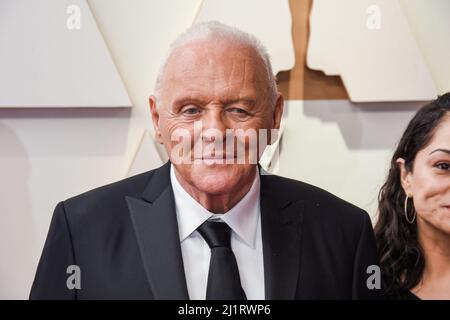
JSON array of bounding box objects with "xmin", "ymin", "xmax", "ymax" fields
[{"xmin": 390, "ymin": 289, "xmax": 421, "ymax": 300}]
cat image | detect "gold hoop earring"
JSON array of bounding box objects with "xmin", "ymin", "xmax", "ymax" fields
[{"xmin": 404, "ymin": 194, "xmax": 416, "ymax": 224}]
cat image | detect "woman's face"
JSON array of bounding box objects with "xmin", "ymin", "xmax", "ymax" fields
[{"xmin": 398, "ymin": 114, "xmax": 450, "ymax": 235}]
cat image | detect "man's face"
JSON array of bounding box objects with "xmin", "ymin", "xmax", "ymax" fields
[{"xmin": 150, "ymin": 39, "xmax": 283, "ymax": 196}]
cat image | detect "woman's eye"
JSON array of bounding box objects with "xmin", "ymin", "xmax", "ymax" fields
[{"xmin": 435, "ymin": 162, "xmax": 450, "ymax": 170}]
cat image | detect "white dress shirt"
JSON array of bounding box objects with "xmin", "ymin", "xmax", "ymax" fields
[{"xmin": 170, "ymin": 164, "xmax": 265, "ymax": 300}]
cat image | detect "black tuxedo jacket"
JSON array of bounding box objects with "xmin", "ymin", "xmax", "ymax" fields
[{"xmin": 30, "ymin": 161, "xmax": 383, "ymax": 299}]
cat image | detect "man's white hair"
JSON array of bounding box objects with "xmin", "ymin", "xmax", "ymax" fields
[{"xmin": 154, "ymin": 21, "xmax": 278, "ymax": 108}]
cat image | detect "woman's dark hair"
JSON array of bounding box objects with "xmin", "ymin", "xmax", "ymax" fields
[{"xmin": 375, "ymin": 92, "xmax": 450, "ymax": 296}]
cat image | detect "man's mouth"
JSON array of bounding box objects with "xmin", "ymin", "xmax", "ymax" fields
[{"xmin": 199, "ymin": 154, "xmax": 237, "ymax": 160}]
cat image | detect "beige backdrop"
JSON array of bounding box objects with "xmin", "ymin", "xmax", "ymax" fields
[{"xmin": 1, "ymin": 0, "xmax": 448, "ymax": 299}]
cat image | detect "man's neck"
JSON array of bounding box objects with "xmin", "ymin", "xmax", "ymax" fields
[{"xmin": 173, "ymin": 166, "xmax": 257, "ymax": 214}]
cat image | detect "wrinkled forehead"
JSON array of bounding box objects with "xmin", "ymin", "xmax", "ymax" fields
[
  {"xmin": 169, "ymin": 38, "xmax": 262, "ymax": 64},
  {"xmin": 160, "ymin": 39, "xmax": 268, "ymax": 95}
]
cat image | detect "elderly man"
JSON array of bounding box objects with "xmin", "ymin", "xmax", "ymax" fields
[{"xmin": 31, "ymin": 22, "xmax": 382, "ymax": 300}]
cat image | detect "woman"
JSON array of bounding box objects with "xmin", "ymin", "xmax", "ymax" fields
[{"xmin": 375, "ymin": 93, "xmax": 450, "ymax": 299}]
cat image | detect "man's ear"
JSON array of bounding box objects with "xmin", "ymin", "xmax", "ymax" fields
[
  {"xmin": 272, "ymin": 93, "xmax": 284, "ymax": 130},
  {"xmin": 149, "ymin": 95, "xmax": 163, "ymax": 144},
  {"xmin": 396, "ymin": 158, "xmax": 413, "ymax": 196},
  {"xmin": 267, "ymin": 93, "xmax": 284, "ymax": 145}
]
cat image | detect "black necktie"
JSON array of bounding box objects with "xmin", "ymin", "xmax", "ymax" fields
[{"xmin": 197, "ymin": 220, "xmax": 246, "ymax": 300}]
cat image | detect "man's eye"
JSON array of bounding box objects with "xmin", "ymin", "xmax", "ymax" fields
[
  {"xmin": 182, "ymin": 107, "xmax": 200, "ymax": 115},
  {"xmin": 435, "ymin": 162, "xmax": 450, "ymax": 171},
  {"xmin": 228, "ymin": 108, "xmax": 248, "ymax": 114}
]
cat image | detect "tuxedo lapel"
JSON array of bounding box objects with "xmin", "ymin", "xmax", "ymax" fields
[
  {"xmin": 126, "ymin": 162, "xmax": 304, "ymax": 300},
  {"xmin": 126, "ymin": 161, "xmax": 189, "ymax": 299},
  {"xmin": 260, "ymin": 174, "xmax": 304, "ymax": 300}
]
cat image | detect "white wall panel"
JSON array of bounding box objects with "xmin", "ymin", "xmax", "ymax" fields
[
  {"xmin": 399, "ymin": 0, "xmax": 450, "ymax": 94},
  {"xmin": 307, "ymin": 0, "xmax": 438, "ymax": 102},
  {"xmin": 0, "ymin": 0, "xmax": 132, "ymax": 107}
]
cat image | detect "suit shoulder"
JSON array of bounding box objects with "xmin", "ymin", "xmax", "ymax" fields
[
  {"xmin": 62, "ymin": 168, "xmax": 157, "ymax": 213},
  {"xmin": 263, "ymin": 173, "xmax": 367, "ymax": 222}
]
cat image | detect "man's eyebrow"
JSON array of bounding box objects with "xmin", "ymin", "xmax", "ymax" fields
[
  {"xmin": 429, "ymin": 148, "xmax": 450, "ymax": 155},
  {"xmin": 172, "ymin": 97, "xmax": 206, "ymax": 107},
  {"xmin": 221, "ymin": 98, "xmax": 256, "ymax": 106}
]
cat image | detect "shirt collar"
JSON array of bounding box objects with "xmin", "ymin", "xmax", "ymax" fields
[{"xmin": 170, "ymin": 164, "xmax": 260, "ymax": 249}]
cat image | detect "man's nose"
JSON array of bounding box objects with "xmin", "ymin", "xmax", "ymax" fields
[{"xmin": 201, "ymin": 108, "xmax": 228, "ymax": 141}]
